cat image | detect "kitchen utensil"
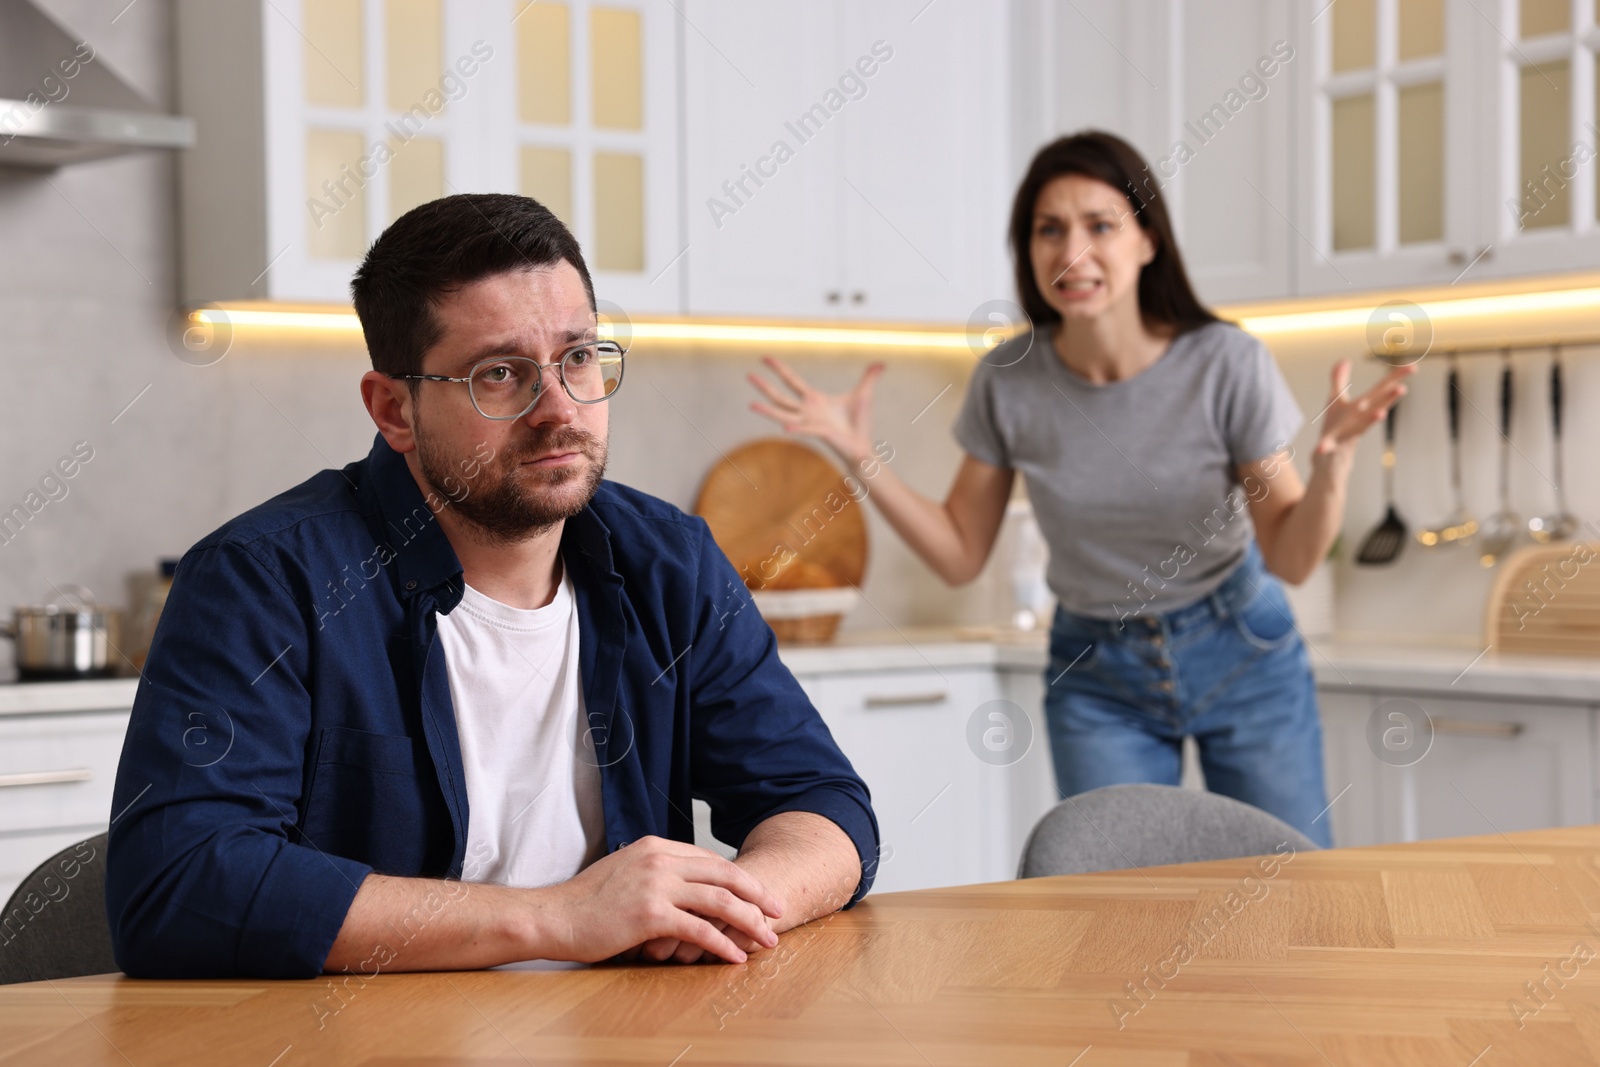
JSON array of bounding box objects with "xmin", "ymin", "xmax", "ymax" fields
[
  {"xmin": 1356, "ymin": 401, "xmax": 1406, "ymax": 565},
  {"xmin": 1484, "ymin": 541, "xmax": 1600, "ymax": 656},
  {"xmin": 1479, "ymin": 354, "xmax": 1521, "ymax": 567},
  {"xmin": 1, "ymin": 585, "xmax": 119, "ymax": 680},
  {"xmin": 1529, "ymin": 349, "xmax": 1578, "ymax": 544},
  {"xmin": 1417, "ymin": 355, "xmax": 1478, "ymax": 547},
  {"xmin": 694, "ymin": 438, "xmax": 868, "ymax": 643}
]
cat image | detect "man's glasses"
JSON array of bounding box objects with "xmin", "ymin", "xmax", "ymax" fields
[{"xmin": 390, "ymin": 341, "xmax": 625, "ymax": 420}]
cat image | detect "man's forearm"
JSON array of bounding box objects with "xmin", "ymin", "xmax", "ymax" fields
[
  {"xmin": 734, "ymin": 811, "xmax": 863, "ymax": 932},
  {"xmin": 322, "ymin": 873, "xmax": 547, "ymax": 973}
]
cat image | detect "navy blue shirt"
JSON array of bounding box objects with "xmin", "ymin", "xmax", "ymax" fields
[{"xmin": 106, "ymin": 433, "xmax": 878, "ymax": 978}]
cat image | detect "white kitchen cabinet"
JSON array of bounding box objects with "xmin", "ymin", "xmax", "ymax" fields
[
  {"xmin": 1465, "ymin": 0, "xmax": 1600, "ymax": 281},
  {"xmin": 1316, "ymin": 684, "xmax": 1595, "ymax": 849},
  {"xmin": 1380, "ymin": 692, "xmax": 1594, "ymax": 842},
  {"xmin": 679, "ymin": 1, "xmax": 843, "ymax": 319},
  {"xmin": 1289, "ymin": 0, "xmax": 1600, "ymax": 294},
  {"xmin": 484, "ymin": 0, "xmax": 685, "ymax": 314},
  {"xmin": 833, "ymin": 2, "xmax": 1013, "ymax": 322},
  {"xmin": 175, "ymin": 0, "xmax": 682, "ymax": 312},
  {"xmin": 0, "ymin": 828, "xmax": 101, "ymax": 914},
  {"xmin": 681, "ymin": 0, "xmax": 1011, "ymax": 322},
  {"xmin": 1041, "ymin": 0, "xmax": 1600, "ymax": 302},
  {"xmin": 1168, "ymin": 0, "xmax": 1299, "ymax": 303},
  {"xmin": 1036, "ymin": 0, "xmax": 1298, "ymax": 304},
  {"xmin": 0, "ymin": 706, "xmax": 132, "ymax": 907},
  {"xmin": 995, "ymin": 665, "xmax": 1060, "ymax": 876},
  {"xmin": 1315, "ymin": 688, "xmax": 1384, "ymax": 847},
  {"xmin": 793, "ymin": 666, "xmax": 1003, "ymax": 893},
  {"xmin": 1288, "ymin": 0, "xmax": 1484, "ymax": 294}
]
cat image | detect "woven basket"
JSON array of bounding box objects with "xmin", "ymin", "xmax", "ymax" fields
[
  {"xmin": 767, "ymin": 614, "xmax": 845, "ymax": 645},
  {"xmin": 751, "ymin": 588, "xmax": 860, "ymax": 646}
]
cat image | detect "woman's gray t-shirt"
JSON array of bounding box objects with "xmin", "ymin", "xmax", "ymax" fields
[{"xmin": 953, "ymin": 321, "xmax": 1302, "ymax": 622}]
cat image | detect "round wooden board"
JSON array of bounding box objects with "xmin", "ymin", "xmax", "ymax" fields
[{"xmin": 693, "ymin": 438, "xmax": 868, "ymax": 590}]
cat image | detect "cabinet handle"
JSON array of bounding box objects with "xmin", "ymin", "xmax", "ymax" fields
[
  {"xmin": 1430, "ymin": 717, "xmax": 1524, "ymax": 739},
  {"xmin": 825, "ymin": 291, "xmax": 842, "ymax": 304},
  {"xmin": 0, "ymin": 768, "xmax": 93, "ymax": 788},
  {"xmin": 863, "ymin": 691, "xmax": 949, "ymax": 708},
  {"xmin": 851, "ymin": 291, "xmax": 866, "ymax": 304}
]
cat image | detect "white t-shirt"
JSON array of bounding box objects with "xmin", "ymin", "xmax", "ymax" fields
[{"xmin": 435, "ymin": 560, "xmax": 606, "ymax": 888}]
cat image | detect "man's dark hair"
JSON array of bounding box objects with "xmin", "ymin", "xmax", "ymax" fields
[{"xmin": 351, "ymin": 193, "xmax": 596, "ymax": 378}]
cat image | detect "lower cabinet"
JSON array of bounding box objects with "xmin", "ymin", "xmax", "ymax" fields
[
  {"xmin": 0, "ymin": 709, "xmax": 132, "ymax": 906},
  {"xmin": 1316, "ymin": 690, "xmax": 1386, "ymax": 848},
  {"xmin": 1317, "ymin": 688, "xmax": 1595, "ymax": 849},
  {"xmin": 780, "ymin": 665, "xmax": 1064, "ymax": 894},
  {"xmin": 805, "ymin": 667, "xmax": 998, "ymax": 894}
]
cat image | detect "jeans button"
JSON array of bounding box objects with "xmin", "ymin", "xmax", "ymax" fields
[{"xmin": 1157, "ymin": 680, "xmax": 1174, "ymax": 692}]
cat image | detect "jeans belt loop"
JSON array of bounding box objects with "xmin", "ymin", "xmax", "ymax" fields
[{"xmin": 1212, "ymin": 568, "xmax": 1242, "ymax": 622}]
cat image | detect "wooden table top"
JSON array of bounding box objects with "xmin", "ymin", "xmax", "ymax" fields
[{"xmin": 6, "ymin": 826, "xmax": 1600, "ymax": 1066}]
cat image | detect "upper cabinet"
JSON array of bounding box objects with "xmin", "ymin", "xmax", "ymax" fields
[
  {"xmin": 1050, "ymin": 0, "xmax": 1600, "ymax": 303},
  {"xmin": 1293, "ymin": 0, "xmax": 1600, "ymax": 295},
  {"xmin": 1169, "ymin": 0, "xmax": 1298, "ymax": 303},
  {"xmin": 1043, "ymin": 0, "xmax": 1299, "ymax": 304},
  {"xmin": 1293, "ymin": 0, "xmax": 1482, "ymax": 293},
  {"xmin": 1471, "ymin": 0, "xmax": 1600, "ymax": 280},
  {"xmin": 175, "ymin": 0, "xmax": 681, "ymax": 312},
  {"xmin": 487, "ymin": 0, "xmax": 683, "ymax": 312},
  {"xmin": 679, "ymin": 0, "xmax": 1013, "ymax": 322},
  {"xmin": 176, "ymin": 1, "xmax": 1599, "ymax": 318}
]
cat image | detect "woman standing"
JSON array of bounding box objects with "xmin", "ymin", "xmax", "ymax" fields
[{"xmin": 749, "ymin": 131, "xmax": 1413, "ymax": 847}]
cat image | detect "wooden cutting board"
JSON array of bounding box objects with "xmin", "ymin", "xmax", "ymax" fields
[
  {"xmin": 1485, "ymin": 541, "xmax": 1600, "ymax": 656},
  {"xmin": 693, "ymin": 438, "xmax": 867, "ymax": 591}
]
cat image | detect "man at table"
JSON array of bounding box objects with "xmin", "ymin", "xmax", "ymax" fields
[{"xmin": 105, "ymin": 193, "xmax": 879, "ymax": 980}]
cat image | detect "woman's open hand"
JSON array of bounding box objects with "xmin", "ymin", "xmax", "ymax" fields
[
  {"xmin": 1314, "ymin": 359, "xmax": 1416, "ymax": 460},
  {"xmin": 748, "ymin": 355, "xmax": 884, "ymax": 467}
]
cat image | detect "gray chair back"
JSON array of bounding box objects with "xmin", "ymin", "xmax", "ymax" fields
[
  {"xmin": 0, "ymin": 834, "xmax": 115, "ymax": 984},
  {"xmin": 1018, "ymin": 784, "xmax": 1318, "ymax": 878}
]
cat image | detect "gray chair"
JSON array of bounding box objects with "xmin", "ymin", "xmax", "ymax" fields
[
  {"xmin": 0, "ymin": 833, "xmax": 115, "ymax": 984},
  {"xmin": 1017, "ymin": 784, "xmax": 1318, "ymax": 878}
]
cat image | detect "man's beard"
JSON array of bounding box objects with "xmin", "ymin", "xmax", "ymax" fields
[{"xmin": 418, "ymin": 421, "xmax": 607, "ymax": 544}]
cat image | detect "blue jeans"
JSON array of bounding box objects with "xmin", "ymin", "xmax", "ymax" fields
[{"xmin": 1041, "ymin": 542, "xmax": 1333, "ymax": 848}]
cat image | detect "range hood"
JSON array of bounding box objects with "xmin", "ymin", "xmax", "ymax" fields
[{"xmin": 0, "ymin": 0, "xmax": 193, "ymax": 168}]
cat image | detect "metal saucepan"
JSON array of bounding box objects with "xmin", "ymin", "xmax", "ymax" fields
[{"xmin": 0, "ymin": 585, "xmax": 120, "ymax": 681}]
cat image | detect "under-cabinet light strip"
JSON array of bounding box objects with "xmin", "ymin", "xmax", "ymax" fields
[
  {"xmin": 194, "ymin": 283, "xmax": 1600, "ymax": 348},
  {"xmin": 193, "ymin": 308, "xmax": 984, "ymax": 350}
]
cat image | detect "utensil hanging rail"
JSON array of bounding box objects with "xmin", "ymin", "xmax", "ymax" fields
[{"xmin": 1369, "ymin": 335, "xmax": 1600, "ymax": 358}]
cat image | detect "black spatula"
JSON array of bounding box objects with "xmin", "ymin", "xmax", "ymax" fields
[{"xmin": 1356, "ymin": 401, "xmax": 1406, "ymax": 565}]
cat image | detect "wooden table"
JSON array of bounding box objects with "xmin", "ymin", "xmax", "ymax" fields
[{"xmin": 6, "ymin": 826, "xmax": 1600, "ymax": 1065}]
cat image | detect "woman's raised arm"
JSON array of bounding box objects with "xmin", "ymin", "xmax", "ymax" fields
[{"xmin": 749, "ymin": 356, "xmax": 1014, "ymax": 585}]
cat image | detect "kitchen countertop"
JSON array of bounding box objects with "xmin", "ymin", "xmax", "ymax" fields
[
  {"xmin": 0, "ymin": 677, "xmax": 139, "ymax": 717},
  {"xmin": 1, "ymin": 631, "xmax": 1594, "ymax": 715},
  {"xmin": 1301, "ymin": 636, "xmax": 1600, "ymax": 704},
  {"xmin": 780, "ymin": 626, "xmax": 1600, "ymax": 705},
  {"xmin": 777, "ymin": 625, "xmax": 1051, "ymax": 674}
]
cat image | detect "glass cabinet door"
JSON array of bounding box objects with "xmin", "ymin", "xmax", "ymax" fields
[
  {"xmin": 266, "ymin": 0, "xmax": 463, "ymax": 300},
  {"xmin": 1298, "ymin": 0, "xmax": 1600, "ymax": 291},
  {"xmin": 252, "ymin": 0, "xmax": 679, "ymax": 307},
  {"xmin": 506, "ymin": 0, "xmax": 679, "ymax": 312},
  {"xmin": 1480, "ymin": 0, "xmax": 1600, "ymax": 278},
  {"xmin": 1297, "ymin": 0, "xmax": 1465, "ymax": 294}
]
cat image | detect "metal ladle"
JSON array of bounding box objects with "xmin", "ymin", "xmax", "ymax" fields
[
  {"xmin": 1528, "ymin": 347, "xmax": 1578, "ymax": 543},
  {"xmin": 1417, "ymin": 353, "xmax": 1477, "ymax": 547},
  {"xmin": 1478, "ymin": 352, "xmax": 1521, "ymax": 568}
]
